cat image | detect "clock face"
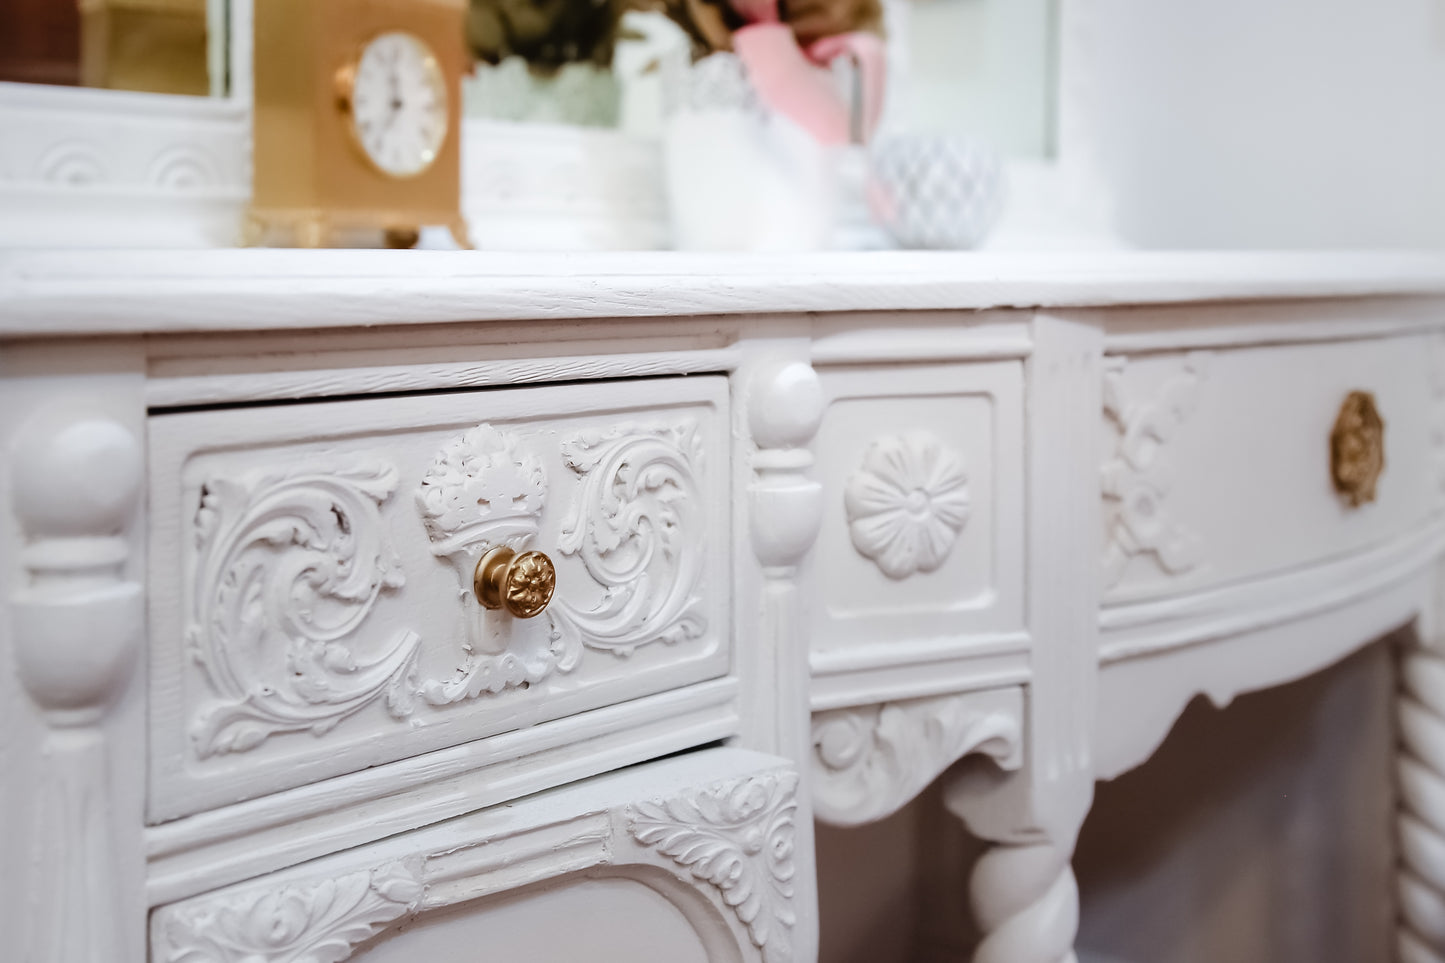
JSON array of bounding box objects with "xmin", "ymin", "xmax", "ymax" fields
[{"xmin": 347, "ymin": 31, "xmax": 449, "ymax": 179}]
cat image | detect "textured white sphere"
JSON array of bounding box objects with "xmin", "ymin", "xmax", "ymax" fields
[{"xmin": 13, "ymin": 416, "xmax": 143, "ymax": 538}]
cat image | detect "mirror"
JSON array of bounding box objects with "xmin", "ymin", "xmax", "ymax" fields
[
  {"xmin": 0, "ymin": 0, "xmax": 228, "ymax": 97},
  {"xmin": 902, "ymin": 0, "xmax": 1057, "ymax": 160}
]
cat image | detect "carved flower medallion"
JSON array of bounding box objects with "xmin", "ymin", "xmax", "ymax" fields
[{"xmin": 844, "ymin": 431, "xmax": 970, "ymax": 579}]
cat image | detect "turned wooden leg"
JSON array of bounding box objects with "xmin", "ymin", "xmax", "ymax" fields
[
  {"xmin": 971, "ymin": 838, "xmax": 1079, "ymax": 963},
  {"xmin": 1399, "ymin": 644, "xmax": 1445, "ymax": 962}
]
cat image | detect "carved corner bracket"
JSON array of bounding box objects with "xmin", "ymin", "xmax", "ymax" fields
[
  {"xmin": 811, "ymin": 691, "xmax": 1024, "ymax": 827},
  {"xmin": 628, "ymin": 770, "xmax": 801, "ymax": 963}
]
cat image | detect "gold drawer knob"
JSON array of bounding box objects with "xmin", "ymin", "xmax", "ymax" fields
[
  {"xmin": 1331, "ymin": 390, "xmax": 1385, "ymax": 507},
  {"xmin": 473, "ymin": 547, "xmax": 556, "ymax": 619}
]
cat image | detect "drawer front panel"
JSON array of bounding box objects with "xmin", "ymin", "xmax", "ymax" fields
[
  {"xmin": 149, "ymin": 748, "xmax": 801, "ymax": 963},
  {"xmin": 1102, "ymin": 333, "xmax": 1439, "ymax": 604},
  {"xmin": 148, "ymin": 377, "xmax": 730, "ymax": 820}
]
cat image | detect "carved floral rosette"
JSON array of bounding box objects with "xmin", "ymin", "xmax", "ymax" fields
[
  {"xmin": 628, "ymin": 771, "xmax": 799, "ymax": 963},
  {"xmin": 844, "ymin": 430, "xmax": 970, "ymax": 580},
  {"xmin": 186, "ymin": 458, "xmax": 421, "ymax": 757},
  {"xmin": 151, "ymin": 860, "xmax": 424, "ymax": 963}
]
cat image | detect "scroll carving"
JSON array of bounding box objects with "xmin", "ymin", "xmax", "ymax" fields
[
  {"xmin": 151, "ymin": 860, "xmax": 424, "ymax": 963},
  {"xmin": 811, "ymin": 694, "xmax": 1022, "ymax": 826},
  {"xmin": 1101, "ymin": 353, "xmax": 1208, "ymax": 590},
  {"xmin": 187, "ymin": 459, "xmax": 420, "ymax": 757},
  {"xmin": 629, "ymin": 771, "xmax": 799, "ymax": 963},
  {"xmin": 415, "ymin": 425, "xmax": 580, "ymax": 705},
  {"xmin": 549, "ymin": 420, "xmax": 708, "ymax": 657},
  {"xmin": 186, "ymin": 417, "xmax": 711, "ymax": 747},
  {"xmin": 415, "ymin": 418, "xmax": 708, "ymax": 707},
  {"xmin": 844, "ymin": 431, "xmax": 970, "ymax": 580}
]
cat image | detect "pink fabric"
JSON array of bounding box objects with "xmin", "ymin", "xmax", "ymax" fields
[{"xmin": 731, "ymin": 24, "xmax": 886, "ymax": 146}]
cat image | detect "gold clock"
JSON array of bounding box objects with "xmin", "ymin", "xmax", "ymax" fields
[{"xmin": 247, "ymin": 0, "xmax": 469, "ymax": 249}]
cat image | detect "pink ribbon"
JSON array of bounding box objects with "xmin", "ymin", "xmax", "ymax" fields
[{"xmin": 726, "ymin": 11, "xmax": 886, "ymax": 146}]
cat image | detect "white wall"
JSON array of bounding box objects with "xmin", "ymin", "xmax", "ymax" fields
[{"xmin": 1069, "ymin": 0, "xmax": 1445, "ymax": 248}]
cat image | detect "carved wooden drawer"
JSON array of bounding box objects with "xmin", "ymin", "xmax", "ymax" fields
[
  {"xmin": 149, "ymin": 748, "xmax": 803, "ymax": 963},
  {"xmin": 1101, "ymin": 332, "xmax": 1440, "ymax": 606},
  {"xmin": 147, "ymin": 377, "xmax": 730, "ymax": 820}
]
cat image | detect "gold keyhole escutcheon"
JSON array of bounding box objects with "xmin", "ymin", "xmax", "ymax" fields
[
  {"xmin": 473, "ymin": 546, "xmax": 556, "ymax": 619},
  {"xmin": 1330, "ymin": 390, "xmax": 1385, "ymax": 508}
]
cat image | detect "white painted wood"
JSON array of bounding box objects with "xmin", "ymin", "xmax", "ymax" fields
[
  {"xmin": 809, "ymin": 361, "xmax": 1026, "ymax": 686},
  {"xmin": 942, "ymin": 316, "xmax": 1105, "ymax": 963},
  {"xmin": 4, "ymin": 250, "xmax": 1445, "ymax": 336},
  {"xmin": 0, "ymin": 0, "xmax": 253, "ymax": 250},
  {"xmin": 145, "ymin": 678, "xmax": 738, "ymax": 905},
  {"xmin": 1398, "ymin": 565, "xmax": 1445, "ymax": 963},
  {"xmin": 1, "ymin": 343, "xmax": 149, "ymax": 963},
  {"xmin": 5, "ymin": 250, "xmax": 1445, "ymax": 963},
  {"xmin": 150, "ymin": 748, "xmax": 811, "ymax": 963},
  {"xmin": 1101, "ymin": 334, "xmax": 1437, "ymax": 604},
  {"xmin": 147, "ymin": 377, "xmax": 732, "ymax": 820},
  {"xmin": 735, "ymin": 348, "xmax": 828, "ymax": 963}
]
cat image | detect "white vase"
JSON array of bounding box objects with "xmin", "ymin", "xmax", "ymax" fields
[{"xmin": 662, "ymin": 53, "xmax": 836, "ymax": 252}]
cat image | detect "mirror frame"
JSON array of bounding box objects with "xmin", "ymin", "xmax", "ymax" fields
[{"xmin": 0, "ymin": 0, "xmax": 252, "ymax": 249}]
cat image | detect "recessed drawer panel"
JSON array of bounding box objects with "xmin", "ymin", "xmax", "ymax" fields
[
  {"xmin": 148, "ymin": 377, "xmax": 729, "ymax": 821},
  {"xmin": 809, "ymin": 361, "xmax": 1026, "ymax": 675},
  {"xmin": 1101, "ymin": 333, "xmax": 1439, "ymax": 604}
]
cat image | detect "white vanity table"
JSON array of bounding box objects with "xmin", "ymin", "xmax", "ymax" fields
[{"xmin": 4, "ymin": 249, "xmax": 1445, "ymax": 963}]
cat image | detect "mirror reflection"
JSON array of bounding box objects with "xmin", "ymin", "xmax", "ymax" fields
[{"xmin": 0, "ymin": 0, "xmax": 225, "ymax": 96}]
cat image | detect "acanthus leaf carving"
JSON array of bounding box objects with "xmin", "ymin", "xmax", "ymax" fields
[
  {"xmin": 811, "ymin": 694, "xmax": 1022, "ymax": 826},
  {"xmin": 415, "ymin": 424, "xmax": 581, "ymax": 706},
  {"xmin": 844, "ymin": 430, "xmax": 970, "ymax": 580},
  {"xmin": 628, "ymin": 770, "xmax": 799, "ymax": 963},
  {"xmin": 152, "ymin": 859, "xmax": 424, "ymax": 963},
  {"xmin": 549, "ymin": 419, "xmax": 708, "ymax": 657},
  {"xmin": 1101, "ymin": 352, "xmax": 1209, "ymax": 590},
  {"xmin": 188, "ymin": 458, "xmax": 421, "ymax": 758}
]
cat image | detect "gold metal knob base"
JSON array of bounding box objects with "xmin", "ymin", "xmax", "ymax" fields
[
  {"xmin": 473, "ymin": 546, "xmax": 556, "ymax": 619},
  {"xmin": 1331, "ymin": 390, "xmax": 1385, "ymax": 508}
]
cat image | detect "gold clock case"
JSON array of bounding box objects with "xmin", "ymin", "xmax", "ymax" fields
[{"xmin": 248, "ymin": 0, "xmax": 468, "ymax": 248}]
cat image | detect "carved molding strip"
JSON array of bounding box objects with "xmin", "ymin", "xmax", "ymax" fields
[
  {"xmin": 629, "ymin": 771, "xmax": 799, "ymax": 963},
  {"xmin": 811, "ymin": 693, "xmax": 1023, "ymax": 826},
  {"xmin": 1101, "ymin": 352, "xmax": 1209, "ymax": 590},
  {"xmin": 844, "ymin": 430, "xmax": 970, "ymax": 580},
  {"xmin": 187, "ymin": 458, "xmax": 421, "ymax": 758},
  {"xmin": 151, "ymin": 860, "xmax": 424, "ymax": 963}
]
